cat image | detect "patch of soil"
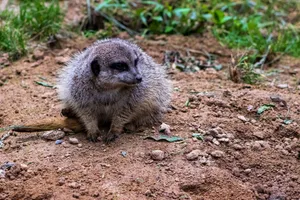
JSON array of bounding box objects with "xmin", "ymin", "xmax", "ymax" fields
[{"xmin": 1, "ymin": 9, "xmax": 300, "ymax": 200}]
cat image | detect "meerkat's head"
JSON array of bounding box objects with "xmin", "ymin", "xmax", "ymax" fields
[{"xmin": 88, "ymin": 39, "xmax": 144, "ymax": 90}]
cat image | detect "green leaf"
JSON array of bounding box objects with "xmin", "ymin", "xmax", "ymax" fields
[
  {"xmin": 283, "ymin": 119, "xmax": 293, "ymax": 125},
  {"xmin": 34, "ymin": 81, "xmax": 54, "ymax": 88},
  {"xmin": 153, "ymin": 16, "xmax": 163, "ymax": 22},
  {"xmin": 192, "ymin": 133, "xmax": 204, "ymax": 141},
  {"xmin": 140, "ymin": 12, "xmax": 147, "ymax": 25},
  {"xmin": 214, "ymin": 64, "xmax": 223, "ymax": 71},
  {"xmin": 165, "ymin": 26, "xmax": 173, "ymax": 33},
  {"xmin": 145, "ymin": 134, "xmax": 183, "ymax": 142},
  {"xmin": 257, "ymin": 104, "xmax": 275, "ymax": 114},
  {"xmin": 173, "ymin": 8, "xmax": 191, "ymax": 18},
  {"xmin": 184, "ymin": 99, "xmax": 190, "ymax": 107}
]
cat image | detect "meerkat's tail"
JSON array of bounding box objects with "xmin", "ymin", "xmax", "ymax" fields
[{"xmin": 8, "ymin": 117, "xmax": 84, "ymax": 133}]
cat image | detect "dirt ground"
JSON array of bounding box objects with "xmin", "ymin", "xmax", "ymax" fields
[{"xmin": 1, "ymin": 3, "xmax": 300, "ymax": 200}]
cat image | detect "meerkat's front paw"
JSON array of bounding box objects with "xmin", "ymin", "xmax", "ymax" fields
[
  {"xmin": 87, "ymin": 131, "xmax": 99, "ymax": 142},
  {"xmin": 102, "ymin": 132, "xmax": 119, "ymax": 144}
]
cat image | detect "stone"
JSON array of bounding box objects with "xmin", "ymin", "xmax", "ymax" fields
[
  {"xmin": 41, "ymin": 130, "xmax": 65, "ymax": 141},
  {"xmin": 159, "ymin": 123, "xmax": 171, "ymax": 135},
  {"xmin": 69, "ymin": 182, "xmax": 80, "ymax": 189},
  {"xmin": 186, "ymin": 150, "xmax": 202, "ymax": 160},
  {"xmin": 69, "ymin": 137, "xmax": 79, "ymax": 145},
  {"xmin": 212, "ymin": 138, "xmax": 220, "ymax": 145},
  {"xmin": 232, "ymin": 144, "xmax": 243, "ymax": 150},
  {"xmin": 253, "ymin": 131, "xmax": 265, "ymax": 139},
  {"xmin": 237, "ymin": 115, "xmax": 249, "ymax": 122},
  {"xmin": 210, "ymin": 150, "xmax": 225, "ymax": 158},
  {"xmin": 33, "ymin": 49, "xmax": 44, "ymax": 60},
  {"xmin": 151, "ymin": 150, "xmax": 165, "ymax": 161}
]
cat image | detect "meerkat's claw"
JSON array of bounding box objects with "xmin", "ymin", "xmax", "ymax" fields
[
  {"xmin": 102, "ymin": 133, "xmax": 118, "ymax": 144},
  {"xmin": 87, "ymin": 132, "xmax": 99, "ymax": 142}
]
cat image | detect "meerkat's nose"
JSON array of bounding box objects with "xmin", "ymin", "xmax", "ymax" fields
[{"xmin": 135, "ymin": 75, "xmax": 142, "ymax": 83}]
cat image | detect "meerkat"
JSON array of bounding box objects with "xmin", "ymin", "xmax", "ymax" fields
[{"xmin": 55, "ymin": 38, "xmax": 172, "ymax": 143}]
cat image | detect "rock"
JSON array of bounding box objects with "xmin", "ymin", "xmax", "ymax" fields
[
  {"xmin": 41, "ymin": 130, "xmax": 65, "ymax": 141},
  {"xmin": 277, "ymin": 84, "xmax": 288, "ymax": 89},
  {"xmin": 232, "ymin": 144, "xmax": 243, "ymax": 150},
  {"xmin": 69, "ymin": 137, "xmax": 79, "ymax": 145},
  {"xmin": 186, "ymin": 150, "xmax": 202, "ymax": 160},
  {"xmin": 218, "ymin": 138, "xmax": 229, "ymax": 143},
  {"xmin": 150, "ymin": 150, "xmax": 165, "ymax": 161},
  {"xmin": 69, "ymin": 182, "xmax": 80, "ymax": 189},
  {"xmin": 210, "ymin": 150, "xmax": 225, "ymax": 158},
  {"xmin": 78, "ymin": 143, "xmax": 83, "ymax": 148},
  {"xmin": 33, "ymin": 49, "xmax": 44, "ymax": 60},
  {"xmin": 237, "ymin": 115, "xmax": 249, "ymax": 122},
  {"xmin": 269, "ymin": 193, "xmax": 286, "ymax": 200},
  {"xmin": 244, "ymin": 168, "xmax": 251, "ymax": 175},
  {"xmin": 159, "ymin": 123, "xmax": 171, "ymax": 135},
  {"xmin": 212, "ymin": 138, "xmax": 220, "ymax": 145},
  {"xmin": 72, "ymin": 193, "xmax": 80, "ymax": 199},
  {"xmin": 252, "ymin": 141, "xmax": 262, "ymax": 151},
  {"xmin": 58, "ymin": 177, "xmax": 65, "ymax": 186},
  {"xmin": 205, "ymin": 135, "xmax": 213, "ymax": 142},
  {"xmin": 55, "ymin": 140, "xmax": 63, "ymax": 145},
  {"xmin": 92, "ymin": 192, "xmax": 100, "ymax": 197},
  {"xmin": 55, "ymin": 56, "xmax": 69, "ymax": 64},
  {"xmin": 207, "ymin": 128, "xmax": 219, "ymax": 137},
  {"xmin": 20, "ymin": 164, "xmax": 28, "ymax": 171},
  {"xmin": 253, "ymin": 131, "xmax": 265, "ymax": 139},
  {"xmin": 62, "ymin": 128, "xmax": 74, "ymax": 133},
  {"xmin": 29, "ymin": 60, "xmax": 43, "ymax": 68},
  {"xmin": 0, "ymin": 169, "xmax": 5, "ymax": 178}
]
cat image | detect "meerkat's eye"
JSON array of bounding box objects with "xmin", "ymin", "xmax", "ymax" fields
[
  {"xmin": 91, "ymin": 59, "xmax": 100, "ymax": 76},
  {"xmin": 110, "ymin": 62, "xmax": 129, "ymax": 71}
]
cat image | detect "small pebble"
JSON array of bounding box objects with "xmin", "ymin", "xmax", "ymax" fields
[
  {"xmin": 218, "ymin": 138, "xmax": 229, "ymax": 143},
  {"xmin": 69, "ymin": 182, "xmax": 80, "ymax": 189},
  {"xmin": 72, "ymin": 193, "xmax": 80, "ymax": 199},
  {"xmin": 210, "ymin": 150, "xmax": 225, "ymax": 158},
  {"xmin": 253, "ymin": 132, "xmax": 265, "ymax": 139},
  {"xmin": 69, "ymin": 137, "xmax": 79, "ymax": 145},
  {"xmin": 277, "ymin": 84, "xmax": 288, "ymax": 89},
  {"xmin": 0, "ymin": 169, "xmax": 5, "ymax": 178},
  {"xmin": 55, "ymin": 140, "xmax": 63, "ymax": 145},
  {"xmin": 92, "ymin": 192, "xmax": 100, "ymax": 197},
  {"xmin": 244, "ymin": 168, "xmax": 251, "ymax": 174},
  {"xmin": 237, "ymin": 115, "xmax": 249, "ymax": 122},
  {"xmin": 150, "ymin": 150, "xmax": 165, "ymax": 161},
  {"xmin": 159, "ymin": 123, "xmax": 171, "ymax": 135},
  {"xmin": 77, "ymin": 143, "xmax": 83, "ymax": 148},
  {"xmin": 212, "ymin": 138, "xmax": 220, "ymax": 145},
  {"xmin": 20, "ymin": 164, "xmax": 28, "ymax": 171},
  {"xmin": 33, "ymin": 49, "xmax": 44, "ymax": 60},
  {"xmin": 41, "ymin": 130, "xmax": 65, "ymax": 141},
  {"xmin": 232, "ymin": 144, "xmax": 243, "ymax": 150},
  {"xmin": 58, "ymin": 177, "xmax": 65, "ymax": 186},
  {"xmin": 186, "ymin": 149, "xmax": 202, "ymax": 160}
]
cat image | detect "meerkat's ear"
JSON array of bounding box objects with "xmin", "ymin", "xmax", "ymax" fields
[{"xmin": 91, "ymin": 59, "xmax": 100, "ymax": 76}]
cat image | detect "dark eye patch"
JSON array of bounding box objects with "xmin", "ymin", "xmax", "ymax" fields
[
  {"xmin": 110, "ymin": 62, "xmax": 129, "ymax": 71},
  {"xmin": 91, "ymin": 59, "xmax": 100, "ymax": 76}
]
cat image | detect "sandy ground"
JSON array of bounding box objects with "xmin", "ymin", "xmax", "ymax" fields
[{"xmin": 0, "ymin": 1, "xmax": 300, "ymax": 199}]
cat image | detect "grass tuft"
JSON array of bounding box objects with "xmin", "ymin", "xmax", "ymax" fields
[{"xmin": 0, "ymin": 0, "xmax": 63, "ymax": 60}]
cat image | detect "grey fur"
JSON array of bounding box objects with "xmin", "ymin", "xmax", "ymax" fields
[{"xmin": 57, "ymin": 38, "xmax": 172, "ymax": 142}]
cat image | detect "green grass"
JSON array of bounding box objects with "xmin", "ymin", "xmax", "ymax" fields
[
  {"xmin": 0, "ymin": 0, "xmax": 63, "ymax": 60},
  {"xmin": 93, "ymin": 0, "xmax": 299, "ymax": 58}
]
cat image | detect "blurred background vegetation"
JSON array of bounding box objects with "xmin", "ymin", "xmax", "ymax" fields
[{"xmin": 0, "ymin": 0, "xmax": 299, "ymax": 84}]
